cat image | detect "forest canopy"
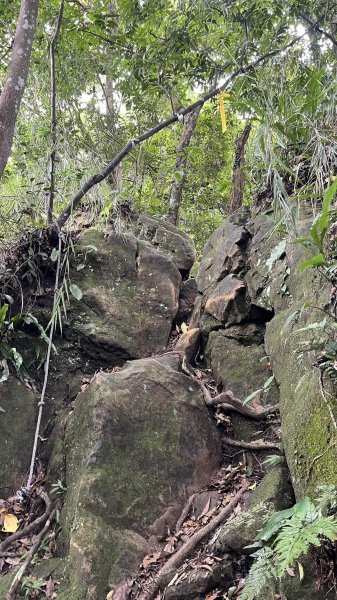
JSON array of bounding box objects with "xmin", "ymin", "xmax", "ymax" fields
[{"xmin": 1, "ymin": 0, "xmax": 337, "ymax": 253}]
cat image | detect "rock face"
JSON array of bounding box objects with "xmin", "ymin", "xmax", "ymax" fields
[
  {"xmin": 0, "ymin": 377, "xmax": 38, "ymax": 495},
  {"xmin": 136, "ymin": 214, "xmax": 196, "ymax": 274},
  {"xmin": 68, "ymin": 228, "xmax": 182, "ymax": 361},
  {"xmin": 29, "ymin": 221, "xmax": 195, "ymax": 406},
  {"xmin": 57, "ymin": 354, "xmax": 222, "ymax": 599},
  {"xmin": 192, "ymin": 207, "xmax": 337, "ymax": 503}
]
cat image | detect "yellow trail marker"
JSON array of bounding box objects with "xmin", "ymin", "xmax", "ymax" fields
[{"xmin": 219, "ymin": 92, "xmax": 230, "ymax": 133}]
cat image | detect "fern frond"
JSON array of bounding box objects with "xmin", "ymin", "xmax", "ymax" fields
[
  {"xmin": 316, "ymin": 485, "xmax": 337, "ymax": 515},
  {"xmin": 239, "ymin": 548, "xmax": 276, "ymax": 600},
  {"xmin": 275, "ymin": 515, "xmax": 337, "ymax": 576}
]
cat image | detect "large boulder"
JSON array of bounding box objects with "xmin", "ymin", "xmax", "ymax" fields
[
  {"xmin": 0, "ymin": 377, "xmax": 38, "ymax": 495},
  {"xmin": 67, "ymin": 228, "xmax": 182, "ymax": 361},
  {"xmin": 56, "ymin": 354, "xmax": 222, "ymax": 599},
  {"xmin": 265, "ymin": 237, "xmax": 337, "ymax": 499}
]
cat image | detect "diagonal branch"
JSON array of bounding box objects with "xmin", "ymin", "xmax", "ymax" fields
[
  {"xmin": 55, "ymin": 21, "xmax": 320, "ymax": 230},
  {"xmin": 298, "ymin": 12, "xmax": 337, "ymax": 48}
]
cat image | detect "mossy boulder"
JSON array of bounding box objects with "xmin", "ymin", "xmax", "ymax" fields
[
  {"xmin": 265, "ymin": 236, "xmax": 337, "ymax": 499},
  {"xmin": 56, "ymin": 354, "xmax": 221, "ymax": 599},
  {"xmin": 0, "ymin": 376, "xmax": 38, "ymax": 496},
  {"xmin": 68, "ymin": 228, "xmax": 182, "ymax": 361}
]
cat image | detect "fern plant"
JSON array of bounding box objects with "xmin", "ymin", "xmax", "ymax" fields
[{"xmin": 239, "ymin": 488, "xmax": 337, "ymax": 600}]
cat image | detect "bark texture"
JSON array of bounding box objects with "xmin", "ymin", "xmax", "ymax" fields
[
  {"xmin": 47, "ymin": 0, "xmax": 65, "ymax": 224},
  {"xmin": 167, "ymin": 105, "xmax": 202, "ymax": 225},
  {"xmin": 0, "ymin": 0, "xmax": 39, "ymax": 180},
  {"xmin": 229, "ymin": 122, "xmax": 251, "ymax": 214}
]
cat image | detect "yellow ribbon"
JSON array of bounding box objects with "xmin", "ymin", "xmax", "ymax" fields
[{"xmin": 219, "ymin": 92, "xmax": 230, "ymax": 133}]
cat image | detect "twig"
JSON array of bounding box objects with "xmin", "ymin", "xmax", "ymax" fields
[
  {"xmin": 138, "ymin": 481, "xmax": 250, "ymax": 600},
  {"xmin": 6, "ymin": 509, "xmax": 56, "ymax": 600},
  {"xmin": 0, "ymin": 490, "xmax": 52, "ymax": 553},
  {"xmin": 222, "ymin": 436, "xmax": 282, "ymax": 452},
  {"xmin": 55, "ymin": 23, "xmax": 318, "ymax": 229},
  {"xmin": 175, "ymin": 494, "xmax": 196, "ymax": 531}
]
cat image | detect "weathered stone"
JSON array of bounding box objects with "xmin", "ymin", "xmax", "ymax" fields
[
  {"xmin": 203, "ymin": 275, "xmax": 250, "ymax": 325},
  {"xmin": 163, "ymin": 562, "xmax": 233, "ymax": 600},
  {"xmin": 136, "ymin": 214, "xmax": 196, "ymax": 274},
  {"xmin": 67, "ymin": 229, "xmax": 181, "ymax": 362},
  {"xmin": 196, "ymin": 210, "xmax": 251, "ymax": 294},
  {"xmin": 211, "ymin": 464, "xmax": 294, "ymax": 554},
  {"xmin": 176, "ymin": 278, "xmax": 198, "ymax": 323},
  {"xmin": 57, "ymin": 355, "xmax": 222, "ymax": 599},
  {"xmin": 0, "ymin": 377, "xmax": 38, "ymax": 496},
  {"xmin": 205, "ymin": 332, "xmax": 277, "ymax": 403},
  {"xmin": 175, "ymin": 327, "xmax": 201, "ymax": 362},
  {"xmin": 245, "ymin": 214, "xmax": 288, "ymax": 312}
]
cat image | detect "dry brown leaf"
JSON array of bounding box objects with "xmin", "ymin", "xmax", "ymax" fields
[
  {"xmin": 45, "ymin": 577, "xmax": 55, "ymax": 598},
  {"xmin": 142, "ymin": 552, "xmax": 162, "ymax": 568}
]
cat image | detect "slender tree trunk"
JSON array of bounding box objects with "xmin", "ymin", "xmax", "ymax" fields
[
  {"xmin": 167, "ymin": 105, "xmax": 202, "ymax": 225},
  {"xmin": 105, "ymin": 1, "xmax": 122, "ymax": 193},
  {"xmin": 47, "ymin": 0, "xmax": 65, "ymax": 225},
  {"xmin": 0, "ymin": 0, "xmax": 39, "ymax": 180},
  {"xmin": 229, "ymin": 122, "xmax": 251, "ymax": 214}
]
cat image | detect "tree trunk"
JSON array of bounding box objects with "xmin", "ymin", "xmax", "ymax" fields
[
  {"xmin": 229, "ymin": 122, "xmax": 251, "ymax": 214},
  {"xmin": 0, "ymin": 0, "xmax": 39, "ymax": 180},
  {"xmin": 167, "ymin": 105, "xmax": 202, "ymax": 225},
  {"xmin": 47, "ymin": 0, "xmax": 65, "ymax": 225},
  {"xmin": 105, "ymin": 1, "xmax": 122, "ymax": 193}
]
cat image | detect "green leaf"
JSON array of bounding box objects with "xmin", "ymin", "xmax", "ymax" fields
[
  {"xmin": 265, "ymin": 240, "xmax": 286, "ymax": 271},
  {"xmin": 263, "ymin": 375, "xmax": 274, "ymax": 390},
  {"xmin": 50, "ymin": 248, "xmax": 60, "ymax": 262},
  {"xmin": 243, "ymin": 388, "xmax": 262, "ymax": 405},
  {"xmin": 256, "ymin": 506, "xmax": 296, "ymax": 542},
  {"xmin": 0, "ymin": 359, "xmax": 9, "ymax": 383},
  {"xmin": 299, "ymin": 253, "xmax": 325, "ymax": 272},
  {"xmin": 70, "ymin": 284, "xmax": 83, "ymax": 301},
  {"xmin": 0, "ymin": 304, "xmax": 9, "ymax": 327}
]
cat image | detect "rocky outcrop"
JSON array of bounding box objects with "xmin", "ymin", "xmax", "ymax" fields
[
  {"xmin": 23, "ymin": 220, "xmax": 196, "ymax": 407},
  {"xmin": 56, "ymin": 354, "xmax": 222, "ymax": 599},
  {"xmin": 0, "ymin": 377, "xmax": 38, "ymax": 495},
  {"xmin": 68, "ymin": 227, "xmax": 182, "ymax": 361},
  {"xmin": 136, "ymin": 214, "xmax": 196, "ymax": 275},
  {"xmin": 190, "ymin": 207, "xmax": 337, "ymax": 503}
]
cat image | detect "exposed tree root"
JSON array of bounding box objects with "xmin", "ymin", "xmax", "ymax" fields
[
  {"xmin": 138, "ymin": 480, "xmax": 250, "ymax": 600},
  {"xmin": 0, "ymin": 489, "xmax": 52, "ymax": 553},
  {"xmin": 222, "ymin": 436, "xmax": 282, "ymax": 451},
  {"xmin": 6, "ymin": 508, "xmax": 55, "ymax": 600},
  {"xmin": 199, "ymin": 380, "xmax": 279, "ymax": 420}
]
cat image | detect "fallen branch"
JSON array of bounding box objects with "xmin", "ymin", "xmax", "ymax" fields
[
  {"xmin": 138, "ymin": 481, "xmax": 250, "ymax": 600},
  {"xmin": 6, "ymin": 508, "xmax": 55, "ymax": 600},
  {"xmin": 0, "ymin": 489, "xmax": 52, "ymax": 553},
  {"xmin": 55, "ymin": 23, "xmax": 319, "ymax": 229},
  {"xmin": 222, "ymin": 436, "xmax": 282, "ymax": 452}
]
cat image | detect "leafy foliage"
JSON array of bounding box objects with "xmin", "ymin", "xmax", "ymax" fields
[{"xmin": 240, "ymin": 488, "xmax": 337, "ymax": 600}]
